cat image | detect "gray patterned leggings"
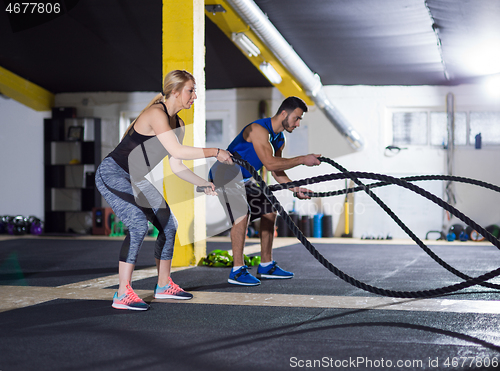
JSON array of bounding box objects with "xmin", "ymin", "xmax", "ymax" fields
[{"xmin": 95, "ymin": 157, "xmax": 177, "ymax": 264}]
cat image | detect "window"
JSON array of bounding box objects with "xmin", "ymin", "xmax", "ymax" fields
[
  {"xmin": 119, "ymin": 111, "xmax": 139, "ymax": 139},
  {"xmin": 391, "ymin": 109, "xmax": 500, "ymax": 147},
  {"xmin": 392, "ymin": 112, "xmax": 427, "ymax": 146},
  {"xmin": 205, "ymin": 111, "xmax": 231, "ymax": 149},
  {"xmin": 206, "ymin": 119, "xmax": 223, "ymax": 144},
  {"xmin": 429, "ymin": 112, "xmax": 467, "ymax": 146},
  {"xmin": 469, "ymin": 112, "xmax": 500, "ymax": 145}
]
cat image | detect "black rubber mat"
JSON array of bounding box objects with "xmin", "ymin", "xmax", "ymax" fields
[
  {"xmin": 1, "ymin": 238, "xmax": 500, "ymax": 370},
  {"xmin": 0, "ymin": 238, "xmax": 156, "ymax": 287},
  {"xmin": 1, "ymin": 297, "xmax": 500, "ymax": 371},
  {"xmin": 144, "ymin": 242, "xmax": 500, "ymax": 301}
]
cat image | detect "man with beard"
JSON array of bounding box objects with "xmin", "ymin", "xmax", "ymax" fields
[{"xmin": 210, "ymin": 96, "xmax": 321, "ymax": 286}]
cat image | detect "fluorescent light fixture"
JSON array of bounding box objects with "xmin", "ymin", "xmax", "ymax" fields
[
  {"xmin": 259, "ymin": 62, "xmax": 282, "ymax": 84},
  {"xmin": 205, "ymin": 4, "xmax": 226, "ymax": 15},
  {"xmin": 231, "ymin": 32, "xmax": 260, "ymax": 57}
]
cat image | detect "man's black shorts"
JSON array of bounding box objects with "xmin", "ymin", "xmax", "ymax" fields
[
  {"xmin": 209, "ymin": 161, "xmax": 274, "ymax": 223},
  {"xmin": 245, "ymin": 180, "xmax": 275, "ymax": 222},
  {"xmin": 215, "ymin": 180, "xmax": 275, "ymax": 224}
]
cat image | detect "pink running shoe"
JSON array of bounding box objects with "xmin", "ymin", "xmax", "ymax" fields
[
  {"xmin": 154, "ymin": 277, "xmax": 193, "ymax": 300},
  {"xmin": 112, "ymin": 284, "xmax": 150, "ymax": 311}
]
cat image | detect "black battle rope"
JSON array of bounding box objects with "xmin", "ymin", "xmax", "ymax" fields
[
  {"xmin": 270, "ymin": 157, "xmax": 500, "ymax": 290},
  {"xmin": 270, "ymin": 174, "xmax": 500, "ymax": 199},
  {"xmin": 229, "ymin": 157, "xmax": 500, "ymax": 298},
  {"xmin": 272, "ymin": 172, "xmax": 500, "ymax": 289}
]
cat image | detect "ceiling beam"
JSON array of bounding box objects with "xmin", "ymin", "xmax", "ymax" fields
[
  {"xmin": 0, "ymin": 65, "xmax": 54, "ymax": 111},
  {"xmin": 205, "ymin": 0, "xmax": 313, "ymax": 105}
]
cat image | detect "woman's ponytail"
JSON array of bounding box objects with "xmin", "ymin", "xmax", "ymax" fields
[{"xmin": 121, "ymin": 70, "xmax": 195, "ymax": 140}]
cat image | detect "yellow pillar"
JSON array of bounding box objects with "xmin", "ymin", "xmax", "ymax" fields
[
  {"xmin": 0, "ymin": 65, "xmax": 54, "ymax": 111},
  {"xmin": 162, "ymin": 0, "xmax": 206, "ymax": 266}
]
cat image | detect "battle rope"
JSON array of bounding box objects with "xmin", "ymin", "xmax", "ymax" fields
[
  {"xmin": 270, "ymin": 174, "xmax": 500, "ymax": 199},
  {"xmin": 269, "ymin": 157, "xmax": 500, "ymax": 290},
  {"xmin": 229, "ymin": 157, "xmax": 500, "ymax": 298}
]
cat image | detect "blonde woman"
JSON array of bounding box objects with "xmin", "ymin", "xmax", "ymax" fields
[{"xmin": 96, "ymin": 70, "xmax": 232, "ymax": 310}]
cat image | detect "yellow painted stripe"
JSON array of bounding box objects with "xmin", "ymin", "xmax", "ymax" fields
[
  {"xmin": 0, "ymin": 65, "xmax": 54, "ymax": 111},
  {"xmin": 57, "ymin": 265, "xmax": 193, "ymax": 290},
  {"xmin": 157, "ymin": 291, "xmax": 500, "ymax": 315},
  {"xmin": 2, "ymin": 285, "xmax": 499, "ymax": 315}
]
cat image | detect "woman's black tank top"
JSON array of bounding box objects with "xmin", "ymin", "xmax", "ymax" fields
[{"xmin": 106, "ymin": 102, "xmax": 180, "ymax": 174}]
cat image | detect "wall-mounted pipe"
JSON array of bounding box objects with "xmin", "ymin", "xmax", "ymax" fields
[{"xmin": 226, "ymin": 0, "xmax": 364, "ymax": 150}]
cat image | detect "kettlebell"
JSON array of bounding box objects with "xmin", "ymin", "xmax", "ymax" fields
[
  {"xmin": 28, "ymin": 216, "xmax": 43, "ymax": 235},
  {"xmin": 12, "ymin": 215, "xmax": 28, "ymax": 235}
]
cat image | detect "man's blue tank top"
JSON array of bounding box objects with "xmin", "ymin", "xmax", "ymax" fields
[{"xmin": 227, "ymin": 117, "xmax": 285, "ymax": 180}]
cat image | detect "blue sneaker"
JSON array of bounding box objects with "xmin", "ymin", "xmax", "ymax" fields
[
  {"xmin": 228, "ymin": 265, "xmax": 261, "ymax": 286},
  {"xmin": 257, "ymin": 261, "xmax": 294, "ymax": 279}
]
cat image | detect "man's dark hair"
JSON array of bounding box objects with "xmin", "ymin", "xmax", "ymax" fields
[{"xmin": 276, "ymin": 96, "xmax": 308, "ymax": 115}]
